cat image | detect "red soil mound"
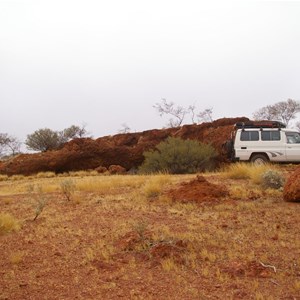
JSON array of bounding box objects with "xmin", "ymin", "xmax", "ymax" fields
[
  {"xmin": 0, "ymin": 117, "xmax": 249, "ymax": 176},
  {"xmin": 166, "ymin": 175, "xmax": 229, "ymax": 203}
]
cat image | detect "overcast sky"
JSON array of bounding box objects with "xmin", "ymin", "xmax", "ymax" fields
[{"xmin": 1, "ymin": 0, "xmax": 300, "ymax": 143}]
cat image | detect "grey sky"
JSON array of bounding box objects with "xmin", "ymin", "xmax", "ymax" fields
[{"xmin": 1, "ymin": 0, "xmax": 300, "ymax": 144}]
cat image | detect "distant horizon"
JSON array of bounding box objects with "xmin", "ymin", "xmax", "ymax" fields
[{"xmin": 1, "ymin": 1, "xmax": 299, "ymax": 144}]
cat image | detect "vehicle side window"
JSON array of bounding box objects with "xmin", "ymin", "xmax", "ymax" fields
[
  {"xmin": 261, "ymin": 131, "xmax": 281, "ymax": 141},
  {"xmin": 240, "ymin": 131, "xmax": 259, "ymax": 141},
  {"xmin": 286, "ymin": 132, "xmax": 300, "ymax": 144}
]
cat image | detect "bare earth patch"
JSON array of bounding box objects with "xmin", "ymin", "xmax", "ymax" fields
[{"xmin": 1, "ymin": 168, "xmax": 300, "ymax": 299}]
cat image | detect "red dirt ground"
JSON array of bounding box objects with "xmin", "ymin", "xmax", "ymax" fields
[{"xmin": 1, "ymin": 167, "xmax": 300, "ymax": 299}]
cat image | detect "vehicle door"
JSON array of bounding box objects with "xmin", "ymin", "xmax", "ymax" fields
[
  {"xmin": 260, "ymin": 130, "xmax": 286, "ymax": 162},
  {"xmin": 285, "ymin": 132, "xmax": 300, "ymax": 162}
]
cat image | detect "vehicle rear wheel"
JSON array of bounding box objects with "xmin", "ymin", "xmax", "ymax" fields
[{"xmin": 250, "ymin": 154, "xmax": 269, "ymax": 164}]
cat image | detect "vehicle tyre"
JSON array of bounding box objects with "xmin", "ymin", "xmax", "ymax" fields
[{"xmin": 250, "ymin": 154, "xmax": 269, "ymax": 164}]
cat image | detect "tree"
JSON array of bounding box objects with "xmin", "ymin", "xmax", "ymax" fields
[
  {"xmin": 153, "ymin": 98, "xmax": 187, "ymax": 127},
  {"xmin": 154, "ymin": 98, "xmax": 214, "ymax": 127},
  {"xmin": 139, "ymin": 137, "xmax": 217, "ymax": 174},
  {"xmin": 253, "ymin": 99, "xmax": 300, "ymax": 127},
  {"xmin": 25, "ymin": 124, "xmax": 91, "ymax": 152},
  {"xmin": 197, "ymin": 108, "xmax": 213, "ymax": 123},
  {"xmin": 0, "ymin": 133, "xmax": 21, "ymax": 157},
  {"xmin": 118, "ymin": 123, "xmax": 131, "ymax": 134},
  {"xmin": 25, "ymin": 128, "xmax": 61, "ymax": 152},
  {"xmin": 60, "ymin": 124, "xmax": 90, "ymax": 142}
]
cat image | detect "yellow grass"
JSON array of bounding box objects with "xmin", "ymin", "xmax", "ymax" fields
[
  {"xmin": 9, "ymin": 175, "xmax": 26, "ymax": 181},
  {"xmin": 222, "ymin": 162, "xmax": 279, "ymax": 184},
  {"xmin": 0, "ymin": 168, "xmax": 299, "ymax": 298},
  {"xmin": 161, "ymin": 258, "xmax": 178, "ymax": 272},
  {"xmin": 0, "ymin": 175, "xmax": 9, "ymax": 181},
  {"xmin": 0, "ymin": 213, "xmax": 20, "ymax": 235},
  {"xmin": 35, "ymin": 171, "xmax": 56, "ymax": 178},
  {"xmin": 9, "ymin": 251, "xmax": 24, "ymax": 265}
]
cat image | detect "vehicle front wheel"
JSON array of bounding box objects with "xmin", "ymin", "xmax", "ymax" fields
[{"xmin": 250, "ymin": 154, "xmax": 269, "ymax": 164}]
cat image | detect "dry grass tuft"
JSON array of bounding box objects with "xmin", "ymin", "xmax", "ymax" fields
[
  {"xmin": 143, "ymin": 174, "xmax": 171, "ymax": 199},
  {"xmin": 222, "ymin": 163, "xmax": 251, "ymax": 179},
  {"xmin": 161, "ymin": 257, "xmax": 179, "ymax": 272},
  {"xmin": 0, "ymin": 174, "xmax": 9, "ymax": 181},
  {"xmin": 60, "ymin": 179, "xmax": 76, "ymax": 201},
  {"xmin": 0, "ymin": 213, "xmax": 20, "ymax": 235},
  {"xmin": 35, "ymin": 171, "xmax": 56, "ymax": 178},
  {"xmin": 68, "ymin": 170, "xmax": 99, "ymax": 177},
  {"xmin": 9, "ymin": 251, "xmax": 24, "ymax": 265},
  {"xmin": 9, "ymin": 175, "xmax": 26, "ymax": 181},
  {"xmin": 223, "ymin": 162, "xmax": 279, "ymax": 184}
]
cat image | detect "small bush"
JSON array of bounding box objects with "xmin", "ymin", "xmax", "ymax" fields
[
  {"xmin": 60, "ymin": 179, "xmax": 76, "ymax": 201},
  {"xmin": 261, "ymin": 170, "xmax": 285, "ymax": 189},
  {"xmin": 34, "ymin": 197, "xmax": 48, "ymax": 221},
  {"xmin": 139, "ymin": 137, "xmax": 217, "ymax": 174},
  {"xmin": 0, "ymin": 213, "xmax": 20, "ymax": 235}
]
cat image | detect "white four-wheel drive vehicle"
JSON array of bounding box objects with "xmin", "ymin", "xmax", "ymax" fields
[{"xmin": 226, "ymin": 121, "xmax": 300, "ymax": 164}]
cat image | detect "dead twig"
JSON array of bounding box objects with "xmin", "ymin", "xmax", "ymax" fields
[
  {"xmin": 259, "ymin": 261, "xmax": 277, "ymax": 273},
  {"xmin": 270, "ymin": 279, "xmax": 279, "ymax": 286}
]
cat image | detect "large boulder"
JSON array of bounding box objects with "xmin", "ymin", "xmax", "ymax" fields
[{"xmin": 283, "ymin": 166, "xmax": 300, "ymax": 202}]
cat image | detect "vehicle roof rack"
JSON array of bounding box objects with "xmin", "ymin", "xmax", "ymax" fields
[{"xmin": 234, "ymin": 120, "xmax": 286, "ymax": 129}]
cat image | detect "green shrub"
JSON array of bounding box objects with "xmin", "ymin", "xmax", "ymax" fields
[
  {"xmin": 139, "ymin": 137, "xmax": 217, "ymax": 174},
  {"xmin": 261, "ymin": 170, "xmax": 285, "ymax": 189}
]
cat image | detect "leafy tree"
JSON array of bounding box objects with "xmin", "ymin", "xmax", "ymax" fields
[
  {"xmin": 253, "ymin": 99, "xmax": 300, "ymax": 127},
  {"xmin": 25, "ymin": 128, "xmax": 61, "ymax": 152},
  {"xmin": 61, "ymin": 124, "xmax": 89, "ymax": 140},
  {"xmin": 0, "ymin": 133, "xmax": 21, "ymax": 157},
  {"xmin": 139, "ymin": 137, "xmax": 217, "ymax": 174},
  {"xmin": 25, "ymin": 124, "xmax": 90, "ymax": 152}
]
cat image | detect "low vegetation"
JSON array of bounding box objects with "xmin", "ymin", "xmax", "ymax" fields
[
  {"xmin": 0, "ymin": 213, "xmax": 20, "ymax": 235},
  {"xmin": 0, "ymin": 165, "xmax": 299, "ymax": 299},
  {"xmin": 222, "ymin": 162, "xmax": 283, "ymax": 187},
  {"xmin": 139, "ymin": 137, "xmax": 217, "ymax": 174},
  {"xmin": 261, "ymin": 169, "xmax": 285, "ymax": 189}
]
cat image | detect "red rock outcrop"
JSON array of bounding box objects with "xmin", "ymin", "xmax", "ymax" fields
[
  {"xmin": 0, "ymin": 117, "xmax": 249, "ymax": 176},
  {"xmin": 283, "ymin": 165, "xmax": 300, "ymax": 202}
]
